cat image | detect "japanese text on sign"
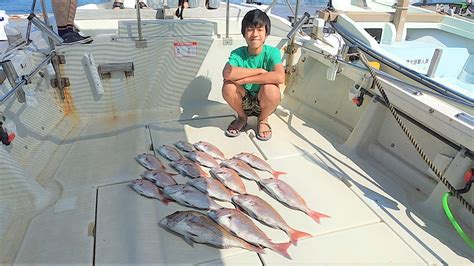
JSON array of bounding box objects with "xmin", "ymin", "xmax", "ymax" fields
[{"xmin": 174, "ymin": 42, "xmax": 197, "ymax": 57}]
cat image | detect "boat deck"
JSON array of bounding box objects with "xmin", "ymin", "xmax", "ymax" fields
[
  {"xmin": 2, "ymin": 5, "xmax": 473, "ymax": 265},
  {"xmin": 12, "ymin": 105, "xmax": 428, "ymax": 264}
]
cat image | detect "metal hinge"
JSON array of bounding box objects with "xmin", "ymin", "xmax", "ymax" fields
[{"xmin": 50, "ymin": 77, "xmax": 70, "ymax": 88}]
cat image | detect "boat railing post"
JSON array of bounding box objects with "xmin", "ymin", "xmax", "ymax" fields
[
  {"xmin": 1, "ymin": 60, "xmax": 26, "ymax": 103},
  {"xmin": 264, "ymin": 0, "xmax": 295, "ymax": 17},
  {"xmin": 223, "ymin": 0, "xmax": 232, "ymax": 45},
  {"xmin": 0, "ymin": 53, "xmax": 55, "ymax": 103},
  {"xmin": 135, "ymin": 0, "xmax": 147, "ymax": 48},
  {"xmin": 285, "ymin": 2, "xmax": 310, "ymax": 82},
  {"xmin": 427, "ymin": 48, "xmax": 443, "ymax": 77},
  {"xmin": 25, "ymin": 0, "xmax": 37, "ymax": 44},
  {"xmin": 283, "ymin": 0, "xmax": 296, "ymax": 17},
  {"xmin": 40, "ymin": 0, "xmax": 57, "ymax": 52},
  {"xmin": 393, "ymin": 0, "xmax": 409, "ymax": 41},
  {"xmin": 27, "ymin": 14, "xmax": 63, "ymax": 45}
]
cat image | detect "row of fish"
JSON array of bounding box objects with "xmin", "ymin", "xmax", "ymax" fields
[
  {"xmin": 140, "ymin": 140, "xmax": 286, "ymax": 179},
  {"xmin": 131, "ymin": 140, "xmax": 330, "ymax": 259}
]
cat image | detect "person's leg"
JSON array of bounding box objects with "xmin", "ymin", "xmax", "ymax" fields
[
  {"xmin": 257, "ymin": 84, "xmax": 281, "ymax": 139},
  {"xmin": 222, "ymin": 80, "xmax": 248, "ymax": 135},
  {"xmin": 52, "ymin": 0, "xmax": 77, "ymax": 27},
  {"xmin": 67, "ymin": 0, "xmax": 77, "ymax": 26},
  {"xmin": 52, "ymin": 0, "xmax": 92, "ymax": 44},
  {"xmin": 51, "ymin": 0, "xmax": 68, "ymax": 28}
]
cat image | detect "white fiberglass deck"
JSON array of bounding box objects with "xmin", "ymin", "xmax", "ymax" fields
[
  {"xmin": 2, "ymin": 4, "xmax": 473, "ymax": 265},
  {"xmin": 13, "ymin": 109, "xmax": 428, "ymax": 264}
]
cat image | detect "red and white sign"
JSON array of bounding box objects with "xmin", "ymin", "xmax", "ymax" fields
[{"xmin": 174, "ymin": 42, "xmax": 197, "ymax": 57}]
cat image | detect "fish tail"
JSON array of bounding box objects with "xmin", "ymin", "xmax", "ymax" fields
[
  {"xmin": 158, "ymin": 190, "xmax": 174, "ymax": 205},
  {"xmin": 272, "ymin": 171, "xmax": 287, "ymax": 179},
  {"xmin": 307, "ymin": 209, "xmax": 331, "ymax": 224},
  {"xmin": 288, "ymin": 228, "xmax": 312, "ymax": 246},
  {"xmin": 270, "ymin": 242, "xmax": 292, "ymax": 259}
]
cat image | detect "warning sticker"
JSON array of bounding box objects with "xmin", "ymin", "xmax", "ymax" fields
[{"xmin": 174, "ymin": 42, "xmax": 197, "ymax": 57}]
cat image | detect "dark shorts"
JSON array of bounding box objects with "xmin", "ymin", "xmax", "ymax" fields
[{"xmin": 242, "ymin": 90, "xmax": 261, "ymax": 116}]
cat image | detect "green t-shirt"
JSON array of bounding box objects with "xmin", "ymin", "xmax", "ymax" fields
[{"xmin": 228, "ymin": 44, "xmax": 282, "ymax": 95}]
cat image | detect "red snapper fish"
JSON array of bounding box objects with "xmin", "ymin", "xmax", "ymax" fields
[
  {"xmin": 208, "ymin": 208, "xmax": 292, "ymax": 259},
  {"xmin": 129, "ymin": 179, "xmax": 168, "ymax": 204},
  {"xmin": 159, "ymin": 211, "xmax": 265, "ymax": 253},
  {"xmin": 232, "ymin": 194, "xmax": 312, "ymax": 245},
  {"xmin": 259, "ymin": 178, "xmax": 330, "ymax": 223},
  {"xmin": 233, "ymin": 152, "xmax": 286, "ymax": 178},
  {"xmin": 209, "ymin": 167, "xmax": 247, "ymax": 194},
  {"xmin": 136, "ymin": 153, "xmax": 165, "ymax": 170},
  {"xmin": 194, "ymin": 141, "xmax": 226, "ymax": 160}
]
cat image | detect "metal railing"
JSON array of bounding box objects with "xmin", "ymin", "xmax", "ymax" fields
[
  {"xmin": 0, "ymin": 52, "xmax": 55, "ymax": 103},
  {"xmin": 331, "ymin": 21, "xmax": 474, "ymax": 108},
  {"xmin": 0, "ymin": 0, "xmax": 61, "ymax": 104}
]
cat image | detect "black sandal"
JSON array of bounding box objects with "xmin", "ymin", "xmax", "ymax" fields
[
  {"xmin": 112, "ymin": 2, "xmax": 125, "ymax": 9},
  {"xmin": 256, "ymin": 121, "xmax": 272, "ymax": 141},
  {"xmin": 225, "ymin": 119, "xmax": 247, "ymax": 137}
]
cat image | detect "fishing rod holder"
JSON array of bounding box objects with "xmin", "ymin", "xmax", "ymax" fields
[
  {"xmin": 287, "ymin": 12, "xmax": 311, "ymax": 39},
  {"xmin": 1, "ymin": 60, "xmax": 25, "ymax": 103},
  {"xmin": 1, "ymin": 52, "xmax": 55, "ymax": 104}
]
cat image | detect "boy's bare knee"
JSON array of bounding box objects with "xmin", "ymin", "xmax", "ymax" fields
[
  {"xmin": 222, "ymin": 82, "xmax": 236, "ymax": 97},
  {"xmin": 222, "ymin": 82, "xmax": 245, "ymax": 99},
  {"xmin": 259, "ymin": 84, "xmax": 281, "ymax": 102}
]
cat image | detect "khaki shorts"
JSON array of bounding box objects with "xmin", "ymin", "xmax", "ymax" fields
[{"xmin": 242, "ymin": 90, "xmax": 261, "ymax": 117}]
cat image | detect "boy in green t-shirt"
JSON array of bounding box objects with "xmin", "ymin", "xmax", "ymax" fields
[{"xmin": 222, "ymin": 9, "xmax": 284, "ymax": 141}]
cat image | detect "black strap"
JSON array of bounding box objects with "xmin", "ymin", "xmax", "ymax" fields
[{"xmin": 0, "ymin": 123, "xmax": 10, "ymax": 145}]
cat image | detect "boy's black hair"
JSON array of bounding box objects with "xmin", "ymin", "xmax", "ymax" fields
[{"xmin": 241, "ymin": 9, "xmax": 271, "ymax": 36}]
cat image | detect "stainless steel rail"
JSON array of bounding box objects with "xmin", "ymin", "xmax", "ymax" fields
[
  {"xmin": 135, "ymin": 0, "xmax": 147, "ymax": 48},
  {"xmin": 264, "ymin": 0, "xmax": 296, "ymax": 17},
  {"xmin": 0, "ymin": 52, "xmax": 55, "ymax": 104},
  {"xmin": 226, "ymin": 0, "xmax": 230, "ymax": 39},
  {"xmin": 287, "ymin": 12, "xmax": 310, "ymax": 39},
  {"xmin": 331, "ymin": 21, "xmax": 474, "ymax": 107}
]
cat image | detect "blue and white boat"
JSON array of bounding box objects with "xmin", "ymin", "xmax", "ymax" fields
[{"xmin": 327, "ymin": 0, "xmax": 473, "ymax": 109}]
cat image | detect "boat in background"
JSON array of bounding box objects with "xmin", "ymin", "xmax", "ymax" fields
[{"xmin": 321, "ymin": 0, "xmax": 473, "ymax": 111}]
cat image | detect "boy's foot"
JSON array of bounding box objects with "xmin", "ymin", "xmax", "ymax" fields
[
  {"xmin": 256, "ymin": 120, "xmax": 272, "ymax": 141},
  {"xmin": 225, "ymin": 117, "xmax": 247, "ymax": 137},
  {"xmin": 60, "ymin": 32, "xmax": 93, "ymax": 45}
]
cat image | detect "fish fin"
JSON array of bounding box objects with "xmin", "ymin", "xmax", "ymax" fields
[
  {"xmin": 245, "ymin": 243, "xmax": 265, "ymax": 254},
  {"xmin": 162, "ymin": 198, "xmax": 174, "ymax": 205},
  {"xmin": 183, "ymin": 236, "xmax": 194, "ymax": 247},
  {"xmin": 166, "ymin": 171, "xmax": 179, "ymax": 176},
  {"xmin": 288, "ymin": 228, "xmax": 312, "ymax": 246},
  {"xmin": 307, "ymin": 209, "xmax": 330, "ymax": 224},
  {"xmin": 272, "ymin": 171, "xmax": 287, "ymax": 179},
  {"xmin": 271, "ymin": 242, "xmax": 292, "ymax": 259}
]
